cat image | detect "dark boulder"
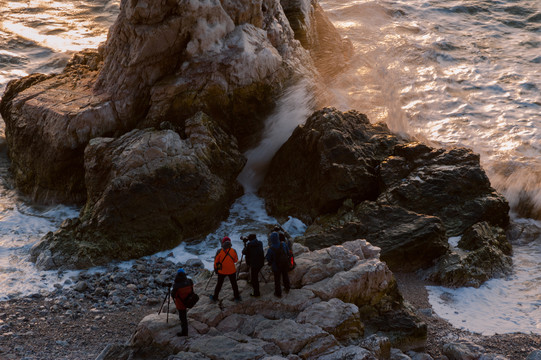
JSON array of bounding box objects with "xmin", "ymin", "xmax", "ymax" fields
[
  {"xmin": 378, "ymin": 143, "xmax": 510, "ymax": 236},
  {"xmin": 424, "ymin": 222, "xmax": 513, "ymax": 288},
  {"xmin": 458, "ymin": 221, "xmax": 511, "ymax": 255},
  {"xmin": 296, "ymin": 201, "xmax": 449, "ymax": 272},
  {"xmin": 260, "ymin": 107, "xmax": 404, "ymax": 222}
]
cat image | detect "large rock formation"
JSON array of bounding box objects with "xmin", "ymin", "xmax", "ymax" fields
[
  {"xmin": 260, "ymin": 107, "xmax": 511, "ymax": 286},
  {"xmin": 296, "ymin": 201, "xmax": 449, "ymax": 272},
  {"xmin": 96, "ymin": 240, "xmax": 427, "ymax": 359},
  {"xmin": 378, "ymin": 142, "xmax": 509, "ymax": 236},
  {"xmin": 0, "ymin": 0, "xmax": 352, "ymax": 268},
  {"xmin": 0, "ymin": 0, "xmax": 351, "ymax": 205},
  {"xmin": 30, "ymin": 113, "xmax": 245, "ymax": 269}
]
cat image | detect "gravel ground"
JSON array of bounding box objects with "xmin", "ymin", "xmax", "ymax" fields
[{"xmin": 0, "ymin": 271, "xmax": 539, "ymax": 360}]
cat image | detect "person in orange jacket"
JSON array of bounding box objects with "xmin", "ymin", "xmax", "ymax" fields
[{"xmin": 210, "ymin": 237, "xmax": 241, "ymax": 302}]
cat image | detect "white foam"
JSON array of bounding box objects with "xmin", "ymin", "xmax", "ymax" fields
[
  {"xmin": 152, "ymin": 193, "xmax": 307, "ymax": 269},
  {"xmin": 237, "ymin": 79, "xmax": 315, "ymax": 193},
  {"xmin": 427, "ymin": 236, "xmax": 541, "ymax": 335}
]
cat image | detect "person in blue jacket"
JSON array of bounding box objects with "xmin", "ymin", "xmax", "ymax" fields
[{"xmin": 265, "ymin": 231, "xmax": 290, "ymax": 297}]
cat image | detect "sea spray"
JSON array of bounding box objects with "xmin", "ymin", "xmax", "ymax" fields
[{"xmin": 237, "ymin": 79, "xmax": 316, "ymax": 193}]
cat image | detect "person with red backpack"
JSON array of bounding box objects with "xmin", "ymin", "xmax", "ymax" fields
[
  {"xmin": 210, "ymin": 237, "xmax": 241, "ymax": 302},
  {"xmin": 171, "ymin": 268, "xmax": 193, "ymax": 337},
  {"xmin": 266, "ymin": 231, "xmax": 291, "ymax": 298}
]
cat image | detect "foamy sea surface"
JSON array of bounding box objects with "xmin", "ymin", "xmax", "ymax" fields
[{"xmin": 0, "ymin": 0, "xmax": 540, "ymax": 335}]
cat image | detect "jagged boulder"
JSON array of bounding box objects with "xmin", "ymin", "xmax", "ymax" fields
[
  {"xmin": 260, "ymin": 107, "xmax": 404, "ymax": 222},
  {"xmin": 424, "ymin": 222, "xmax": 513, "ymax": 288},
  {"xmin": 296, "ymin": 298, "xmax": 364, "ymax": 342},
  {"xmin": 295, "ymin": 201, "xmax": 449, "ymax": 272},
  {"xmin": 378, "ymin": 142, "xmax": 510, "ymax": 236},
  {"xmin": 30, "ymin": 113, "xmax": 245, "ymax": 269},
  {"xmin": 458, "ymin": 221, "xmax": 511, "ymax": 255}
]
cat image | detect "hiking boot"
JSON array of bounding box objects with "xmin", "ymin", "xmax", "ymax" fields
[
  {"xmin": 209, "ymin": 295, "xmax": 218, "ymax": 302},
  {"xmin": 250, "ymin": 293, "xmax": 260, "ymax": 297},
  {"xmin": 274, "ymin": 292, "xmax": 282, "ymax": 298},
  {"xmin": 234, "ymin": 297, "xmax": 242, "ymax": 303},
  {"xmin": 176, "ymin": 331, "xmax": 188, "ymax": 337},
  {"xmin": 284, "ymin": 288, "xmax": 290, "ymax": 294}
]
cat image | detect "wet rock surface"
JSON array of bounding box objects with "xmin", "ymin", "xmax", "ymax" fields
[{"xmin": 260, "ymin": 107, "xmax": 403, "ymax": 221}]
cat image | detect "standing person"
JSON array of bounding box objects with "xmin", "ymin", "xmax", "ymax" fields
[
  {"xmin": 265, "ymin": 232, "xmax": 290, "ymax": 298},
  {"xmin": 242, "ymin": 234, "xmax": 265, "ymax": 297},
  {"xmin": 171, "ymin": 268, "xmax": 193, "ymax": 337},
  {"xmin": 210, "ymin": 237, "xmax": 241, "ymax": 302}
]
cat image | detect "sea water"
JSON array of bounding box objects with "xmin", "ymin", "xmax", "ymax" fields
[{"xmin": 0, "ymin": 0, "xmax": 540, "ymax": 335}]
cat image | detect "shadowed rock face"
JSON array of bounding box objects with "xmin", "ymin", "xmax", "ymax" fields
[
  {"xmin": 30, "ymin": 113, "xmax": 245, "ymax": 270},
  {"xmin": 296, "ymin": 201, "xmax": 449, "ymax": 272},
  {"xmin": 259, "ymin": 107, "xmax": 404, "ymax": 222},
  {"xmin": 378, "ymin": 142, "xmax": 510, "ymax": 236},
  {"xmin": 260, "ymin": 107, "xmax": 511, "ymax": 286}
]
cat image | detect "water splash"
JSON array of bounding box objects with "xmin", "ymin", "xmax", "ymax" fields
[{"xmin": 237, "ymin": 79, "xmax": 316, "ymax": 193}]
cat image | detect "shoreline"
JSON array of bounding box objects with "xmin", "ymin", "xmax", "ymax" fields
[
  {"xmin": 1, "ymin": 270, "xmax": 540, "ymax": 359},
  {"xmin": 394, "ymin": 272, "xmax": 541, "ymax": 359}
]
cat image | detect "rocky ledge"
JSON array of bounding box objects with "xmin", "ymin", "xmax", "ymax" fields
[{"xmin": 93, "ymin": 239, "xmax": 522, "ymax": 360}]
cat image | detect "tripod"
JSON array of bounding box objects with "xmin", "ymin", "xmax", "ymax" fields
[{"xmin": 158, "ymin": 284, "xmax": 172, "ymax": 323}]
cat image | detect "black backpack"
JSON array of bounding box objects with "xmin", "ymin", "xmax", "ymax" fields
[{"xmin": 182, "ymin": 291, "xmax": 200, "ymax": 308}]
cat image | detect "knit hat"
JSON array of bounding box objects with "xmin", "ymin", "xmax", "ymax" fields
[
  {"xmin": 222, "ymin": 236, "xmax": 231, "ymax": 244},
  {"xmin": 177, "ymin": 268, "xmax": 185, "ymax": 274}
]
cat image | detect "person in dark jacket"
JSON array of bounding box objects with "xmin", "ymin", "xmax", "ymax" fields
[
  {"xmin": 242, "ymin": 234, "xmax": 265, "ymax": 297},
  {"xmin": 210, "ymin": 237, "xmax": 241, "ymax": 302},
  {"xmin": 265, "ymin": 232, "xmax": 290, "ymax": 298},
  {"xmin": 171, "ymin": 268, "xmax": 193, "ymax": 336}
]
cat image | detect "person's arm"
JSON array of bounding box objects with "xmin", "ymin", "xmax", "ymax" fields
[{"xmin": 214, "ymin": 249, "xmax": 222, "ymax": 270}]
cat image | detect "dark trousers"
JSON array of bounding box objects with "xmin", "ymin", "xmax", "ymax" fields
[
  {"xmin": 213, "ymin": 273, "xmax": 240, "ymax": 299},
  {"xmin": 178, "ymin": 309, "xmax": 188, "ymax": 335},
  {"xmin": 273, "ymin": 268, "xmax": 290, "ymax": 296},
  {"xmin": 250, "ymin": 266, "xmax": 262, "ymax": 296}
]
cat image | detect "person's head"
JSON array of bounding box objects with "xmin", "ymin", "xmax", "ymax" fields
[
  {"xmin": 248, "ymin": 234, "xmax": 257, "ymax": 241},
  {"xmin": 269, "ymin": 232, "xmax": 280, "ymax": 248},
  {"xmin": 175, "ymin": 268, "xmax": 186, "ymax": 282},
  {"xmin": 222, "ymin": 236, "xmax": 232, "ymax": 249},
  {"xmin": 273, "ymin": 226, "xmax": 281, "ymax": 232}
]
